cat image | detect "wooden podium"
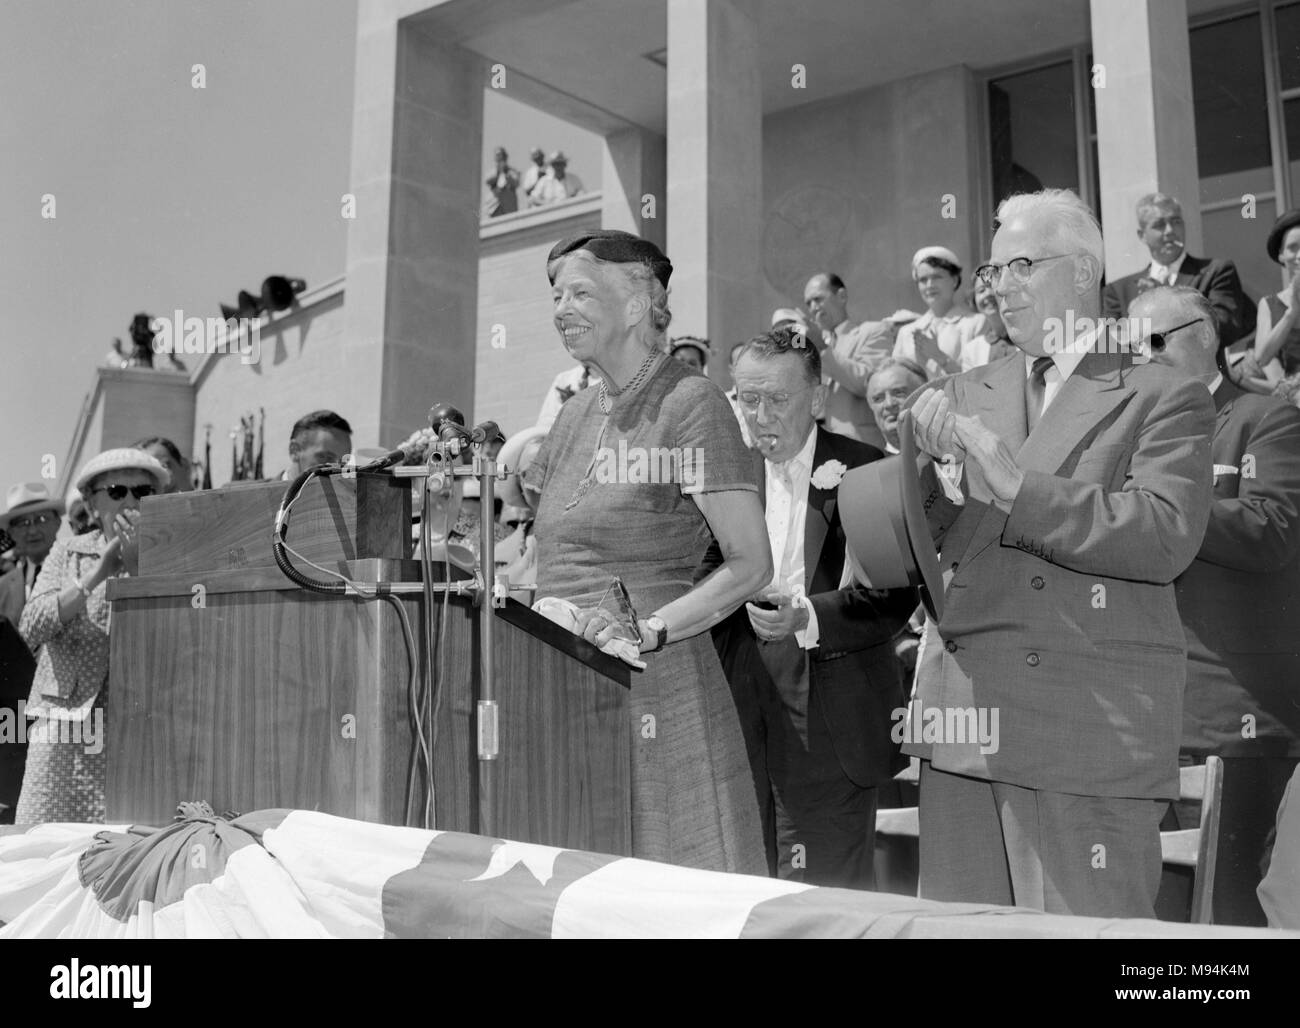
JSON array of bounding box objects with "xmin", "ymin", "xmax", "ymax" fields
[{"xmin": 105, "ymin": 475, "xmax": 631, "ymax": 854}]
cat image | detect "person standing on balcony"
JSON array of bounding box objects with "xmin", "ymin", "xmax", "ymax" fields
[
  {"xmin": 485, "ymin": 146, "xmax": 520, "ymax": 217},
  {"xmin": 529, "ymin": 151, "xmax": 584, "ymax": 207},
  {"xmin": 521, "ymin": 147, "xmax": 547, "ymax": 202}
]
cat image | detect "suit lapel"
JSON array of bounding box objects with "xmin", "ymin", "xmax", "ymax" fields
[
  {"xmin": 804, "ymin": 428, "xmax": 833, "ymax": 592},
  {"xmin": 972, "ymin": 354, "xmax": 1029, "ymax": 456},
  {"xmin": 1176, "ymin": 254, "xmax": 1207, "ymax": 289},
  {"xmin": 951, "ymin": 356, "xmax": 1028, "ymax": 562},
  {"xmin": 953, "ymin": 351, "xmax": 1130, "ymax": 567},
  {"xmin": 1214, "ymin": 376, "xmax": 1242, "ymax": 418},
  {"xmin": 1015, "ymin": 350, "xmax": 1129, "ymax": 474}
]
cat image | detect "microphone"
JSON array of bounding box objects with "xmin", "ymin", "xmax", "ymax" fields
[
  {"xmin": 469, "ymin": 420, "xmax": 500, "ymax": 445},
  {"xmin": 357, "ymin": 439, "xmax": 423, "ymax": 470},
  {"xmin": 429, "ymin": 403, "xmax": 467, "ymax": 442}
]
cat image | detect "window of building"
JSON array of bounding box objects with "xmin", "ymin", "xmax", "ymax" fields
[
  {"xmin": 987, "ymin": 61, "xmax": 1080, "ymax": 214},
  {"xmin": 1191, "ymin": 10, "xmax": 1278, "ymax": 304},
  {"xmin": 1277, "ymin": 2, "xmax": 1300, "ymax": 206},
  {"xmin": 980, "ymin": 7, "xmax": 1299, "ymax": 302}
]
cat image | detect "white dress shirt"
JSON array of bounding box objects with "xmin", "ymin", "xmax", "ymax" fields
[
  {"xmin": 1148, "ymin": 251, "xmax": 1187, "ymax": 285},
  {"xmin": 764, "ymin": 426, "xmax": 822, "ymax": 649}
]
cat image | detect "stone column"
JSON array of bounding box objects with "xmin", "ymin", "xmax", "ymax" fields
[
  {"xmin": 1091, "ymin": 0, "xmax": 1202, "ymax": 277},
  {"xmin": 665, "ymin": 0, "xmax": 762, "ymax": 377},
  {"xmin": 345, "ymin": 3, "xmax": 485, "ymax": 447},
  {"xmin": 601, "ymin": 127, "xmax": 667, "ymax": 250}
]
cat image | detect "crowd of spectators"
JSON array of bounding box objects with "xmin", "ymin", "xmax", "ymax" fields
[
  {"xmin": 485, "ymin": 145, "xmax": 585, "ymax": 217},
  {"xmin": 4, "ymin": 187, "xmax": 1300, "ymax": 931}
]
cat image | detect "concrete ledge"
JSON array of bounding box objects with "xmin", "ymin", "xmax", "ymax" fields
[
  {"xmin": 189, "ymin": 275, "xmax": 347, "ymax": 389},
  {"xmin": 479, "ymin": 192, "xmax": 603, "ymax": 240}
]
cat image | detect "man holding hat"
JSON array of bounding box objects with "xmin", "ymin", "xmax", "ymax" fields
[
  {"xmin": 0, "ymin": 483, "xmax": 64, "ymax": 630},
  {"xmin": 906, "ymin": 188, "xmax": 1213, "ymax": 918}
]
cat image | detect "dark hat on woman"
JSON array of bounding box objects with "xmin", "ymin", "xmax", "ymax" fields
[
  {"xmin": 547, "ymin": 230, "xmax": 673, "ymax": 288},
  {"xmin": 1267, "ymin": 209, "xmax": 1300, "ymax": 264}
]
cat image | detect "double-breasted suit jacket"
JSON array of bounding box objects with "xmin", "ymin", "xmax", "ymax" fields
[{"xmin": 909, "ymin": 349, "xmax": 1215, "ymax": 800}]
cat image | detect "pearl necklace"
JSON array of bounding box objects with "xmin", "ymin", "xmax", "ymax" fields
[{"xmin": 598, "ymin": 348, "xmax": 661, "ymax": 414}]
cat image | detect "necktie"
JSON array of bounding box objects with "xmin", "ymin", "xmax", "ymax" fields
[{"xmin": 1025, "ymin": 355, "xmax": 1054, "ymax": 433}]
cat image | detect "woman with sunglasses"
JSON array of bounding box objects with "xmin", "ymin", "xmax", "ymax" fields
[{"xmin": 14, "ymin": 448, "xmax": 168, "ymax": 823}]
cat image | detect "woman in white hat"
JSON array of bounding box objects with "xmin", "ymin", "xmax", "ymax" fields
[
  {"xmin": 891, "ymin": 245, "xmax": 988, "ymax": 378},
  {"xmin": 14, "ymin": 447, "xmax": 168, "ymax": 823}
]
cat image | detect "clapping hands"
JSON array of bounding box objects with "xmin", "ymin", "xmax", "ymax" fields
[{"xmin": 911, "ymin": 388, "xmax": 1024, "ymax": 510}]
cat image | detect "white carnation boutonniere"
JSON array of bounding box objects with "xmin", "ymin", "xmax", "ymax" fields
[{"xmin": 810, "ymin": 459, "xmax": 848, "ymax": 491}]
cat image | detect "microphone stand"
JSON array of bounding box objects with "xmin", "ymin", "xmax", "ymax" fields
[{"xmin": 392, "ymin": 424, "xmax": 506, "ymax": 837}]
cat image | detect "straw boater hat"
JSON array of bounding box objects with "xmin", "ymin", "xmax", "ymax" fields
[
  {"xmin": 0, "ymin": 482, "xmax": 66, "ymax": 532},
  {"xmin": 837, "ymin": 410, "xmax": 944, "ymax": 622},
  {"xmin": 74, "ymin": 447, "xmax": 170, "ymax": 497}
]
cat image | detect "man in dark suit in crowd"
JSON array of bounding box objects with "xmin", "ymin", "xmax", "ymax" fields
[
  {"xmin": 1133, "ymin": 284, "xmax": 1300, "ymax": 926},
  {"xmin": 708, "ymin": 327, "xmax": 915, "ymax": 889},
  {"xmin": 1102, "ymin": 192, "xmax": 1252, "ymax": 348},
  {"xmin": 908, "ymin": 188, "xmax": 1214, "ymax": 918}
]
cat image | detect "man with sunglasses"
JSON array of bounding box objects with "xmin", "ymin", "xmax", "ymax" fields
[
  {"xmin": 1132, "ymin": 285, "xmax": 1300, "ymax": 925},
  {"xmin": 907, "ymin": 189, "xmax": 1214, "ymax": 919}
]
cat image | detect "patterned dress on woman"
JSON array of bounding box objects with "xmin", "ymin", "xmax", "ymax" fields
[
  {"xmin": 15, "ymin": 531, "xmax": 112, "ymax": 823},
  {"xmin": 526, "ymin": 354, "xmax": 767, "ymax": 874}
]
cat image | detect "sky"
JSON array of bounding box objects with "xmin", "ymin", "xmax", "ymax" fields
[{"xmin": 0, "ymin": 0, "xmax": 600, "ymax": 505}]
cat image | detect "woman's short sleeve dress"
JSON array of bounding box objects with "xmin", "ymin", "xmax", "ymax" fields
[{"xmin": 526, "ymin": 356, "xmax": 767, "ymax": 874}]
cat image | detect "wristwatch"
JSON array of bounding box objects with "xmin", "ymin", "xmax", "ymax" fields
[{"xmin": 642, "ymin": 615, "xmax": 668, "ymax": 653}]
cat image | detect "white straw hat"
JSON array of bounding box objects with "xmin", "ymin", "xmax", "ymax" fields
[
  {"xmin": 75, "ymin": 447, "xmax": 171, "ymax": 496},
  {"xmin": 0, "ymin": 482, "xmax": 66, "ymax": 531},
  {"xmin": 911, "ymin": 245, "xmax": 962, "ymax": 270}
]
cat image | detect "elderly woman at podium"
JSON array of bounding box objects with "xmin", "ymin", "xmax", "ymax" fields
[
  {"xmin": 524, "ymin": 230, "xmax": 770, "ymax": 874},
  {"xmin": 15, "ymin": 448, "xmax": 169, "ymax": 823}
]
